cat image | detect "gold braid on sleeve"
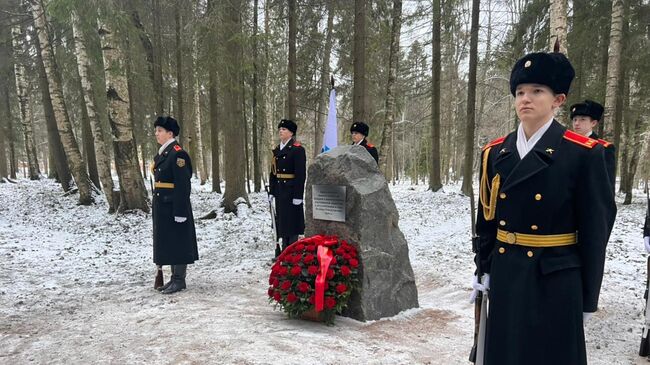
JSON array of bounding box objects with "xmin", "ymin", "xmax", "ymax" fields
[{"xmin": 479, "ymin": 147, "xmax": 500, "ymax": 221}]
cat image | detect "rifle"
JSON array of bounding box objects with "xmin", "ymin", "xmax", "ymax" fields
[
  {"xmin": 469, "ymin": 185, "xmax": 487, "ymax": 364},
  {"xmin": 641, "ymin": 181, "xmax": 650, "ymax": 356},
  {"xmin": 265, "ymin": 184, "xmax": 281, "ymax": 258},
  {"xmin": 150, "ymin": 159, "xmax": 164, "ymax": 289}
]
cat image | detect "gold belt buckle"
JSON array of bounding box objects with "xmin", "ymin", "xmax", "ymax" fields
[{"xmin": 506, "ymin": 232, "xmax": 516, "ymax": 244}]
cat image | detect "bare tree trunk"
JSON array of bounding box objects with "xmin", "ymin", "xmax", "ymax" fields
[
  {"xmin": 208, "ymin": 0, "xmax": 221, "ymax": 194},
  {"xmin": 222, "ymin": 0, "xmax": 249, "ymax": 213},
  {"xmin": 549, "ymin": 0, "xmax": 568, "ymax": 53},
  {"xmin": 353, "ymin": 0, "xmax": 367, "ymax": 123},
  {"xmin": 11, "ymin": 23, "xmax": 40, "ymax": 180},
  {"xmin": 429, "ymin": 0, "xmax": 443, "ymax": 191},
  {"xmin": 252, "ymin": 0, "xmax": 261, "ymax": 191},
  {"xmin": 175, "ymin": 5, "xmax": 186, "ymax": 145},
  {"xmin": 78, "ymin": 73, "xmax": 100, "ymax": 189},
  {"xmin": 623, "ymin": 117, "xmax": 644, "ymax": 204},
  {"xmin": 378, "ymin": 0, "xmax": 402, "ymax": 180},
  {"xmin": 287, "ymin": 0, "xmax": 297, "ymax": 120},
  {"xmin": 99, "ymin": 21, "xmax": 149, "ymax": 213},
  {"xmin": 603, "ymin": 0, "xmax": 623, "ymax": 156},
  {"xmin": 151, "ymin": 0, "xmax": 164, "ymax": 116},
  {"xmin": 314, "ymin": 0, "xmax": 334, "ymax": 158},
  {"xmin": 73, "ymin": 13, "xmax": 117, "ymax": 212},
  {"xmin": 31, "ymin": 20, "xmax": 71, "ymax": 189},
  {"xmin": 461, "ymin": 0, "xmax": 480, "ymax": 196},
  {"xmin": 192, "ymin": 37, "xmax": 207, "ymax": 185},
  {"xmin": 31, "ymin": 0, "xmax": 93, "ymax": 204}
]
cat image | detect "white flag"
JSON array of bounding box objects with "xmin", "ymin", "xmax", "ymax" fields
[{"xmin": 321, "ymin": 88, "xmax": 337, "ymax": 153}]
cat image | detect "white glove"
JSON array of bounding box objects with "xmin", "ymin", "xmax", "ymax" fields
[
  {"xmin": 583, "ymin": 312, "xmax": 594, "ymax": 324},
  {"xmin": 174, "ymin": 216, "xmax": 187, "ymax": 223},
  {"xmin": 644, "ymin": 236, "xmax": 650, "ymax": 254},
  {"xmin": 292, "ymin": 199, "xmax": 303, "ymax": 205},
  {"xmin": 268, "ymin": 195, "xmax": 274, "ymax": 203},
  {"xmin": 469, "ymin": 274, "xmax": 490, "ymax": 303}
]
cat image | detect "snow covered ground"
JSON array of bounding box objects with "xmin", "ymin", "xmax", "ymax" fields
[{"xmin": 0, "ymin": 178, "xmax": 647, "ymax": 364}]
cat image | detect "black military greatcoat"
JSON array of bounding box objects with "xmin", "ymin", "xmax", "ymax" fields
[
  {"xmin": 270, "ymin": 139, "xmax": 306, "ymax": 237},
  {"xmin": 589, "ymin": 132, "xmax": 616, "ymax": 191},
  {"xmin": 475, "ymin": 120, "xmax": 616, "ymax": 365},
  {"xmin": 358, "ymin": 139, "xmax": 379, "ymax": 165},
  {"xmin": 152, "ymin": 140, "xmax": 199, "ymax": 265}
]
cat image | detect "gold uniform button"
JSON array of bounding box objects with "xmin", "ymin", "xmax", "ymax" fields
[
  {"xmin": 499, "ymin": 193, "xmax": 506, "ymax": 199},
  {"xmin": 527, "ymin": 251, "xmax": 533, "ymax": 258},
  {"xmin": 499, "ymin": 220, "xmax": 506, "ymax": 226},
  {"xmin": 534, "ymin": 193, "xmax": 542, "ymax": 201},
  {"xmin": 531, "ymin": 225, "xmax": 538, "ymax": 231},
  {"xmin": 498, "ymin": 247, "xmax": 505, "ymax": 254}
]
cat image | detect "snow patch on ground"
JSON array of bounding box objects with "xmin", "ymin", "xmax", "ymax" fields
[{"xmin": 0, "ymin": 179, "xmax": 647, "ymax": 364}]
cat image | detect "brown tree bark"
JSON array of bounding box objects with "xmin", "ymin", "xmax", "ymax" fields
[
  {"xmin": 461, "ymin": 0, "xmax": 480, "ymax": 196},
  {"xmin": 31, "ymin": 0, "xmax": 93, "ymax": 204},
  {"xmin": 73, "ymin": 13, "xmax": 117, "ymax": 212},
  {"xmin": 99, "ymin": 20, "xmax": 149, "ymax": 213},
  {"xmin": 378, "ymin": 0, "xmax": 402, "ymax": 180},
  {"xmin": 353, "ymin": 0, "xmax": 367, "ymax": 123},
  {"xmin": 222, "ymin": 0, "xmax": 249, "ymax": 213},
  {"xmin": 287, "ymin": 0, "xmax": 297, "ymax": 120}
]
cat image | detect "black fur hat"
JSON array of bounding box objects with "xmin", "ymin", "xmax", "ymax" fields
[
  {"xmin": 154, "ymin": 116, "xmax": 180, "ymax": 136},
  {"xmin": 509, "ymin": 52, "xmax": 575, "ymax": 96}
]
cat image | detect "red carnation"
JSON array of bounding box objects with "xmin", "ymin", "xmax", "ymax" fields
[
  {"xmin": 343, "ymin": 253, "xmax": 351, "ymax": 260},
  {"xmin": 287, "ymin": 293, "xmax": 298, "ymax": 303},
  {"xmin": 280, "ymin": 280, "xmax": 291, "ymax": 291},
  {"xmin": 272, "ymin": 278, "xmax": 280, "ymax": 288},
  {"xmin": 324, "ymin": 296, "xmax": 336, "ymax": 309},
  {"xmin": 349, "ymin": 258, "xmax": 359, "ymax": 268},
  {"xmin": 309, "ymin": 295, "xmax": 315, "ymax": 304},
  {"xmin": 269, "ymin": 275, "xmax": 275, "ymax": 285},
  {"xmin": 304, "ymin": 254, "xmax": 315, "ymax": 263},
  {"xmin": 297, "ymin": 282, "xmax": 310, "ymax": 293},
  {"xmin": 278, "ymin": 266, "xmax": 288, "ymax": 276},
  {"xmin": 290, "ymin": 266, "xmax": 302, "ymax": 276},
  {"xmin": 330, "ymin": 256, "xmax": 337, "ymax": 265},
  {"xmin": 273, "ymin": 291, "xmax": 282, "ymax": 302},
  {"xmin": 307, "ymin": 265, "xmax": 319, "ymax": 275},
  {"xmin": 305, "ymin": 245, "xmax": 316, "ymax": 252},
  {"xmin": 326, "ymin": 269, "xmax": 335, "ymax": 280},
  {"xmin": 268, "ymin": 287, "xmax": 274, "ymax": 297},
  {"xmin": 335, "ymin": 247, "xmax": 346, "ymax": 256},
  {"xmin": 341, "ymin": 265, "xmax": 351, "ymax": 276},
  {"xmin": 295, "ymin": 243, "xmax": 305, "ymax": 251},
  {"xmin": 335, "ymin": 283, "xmax": 348, "ymax": 294}
]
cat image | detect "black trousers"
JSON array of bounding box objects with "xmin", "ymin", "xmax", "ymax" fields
[{"xmin": 281, "ymin": 235, "xmax": 299, "ymax": 251}]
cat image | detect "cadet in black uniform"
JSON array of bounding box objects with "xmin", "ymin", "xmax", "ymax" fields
[
  {"xmin": 350, "ymin": 121, "xmax": 379, "ymax": 164},
  {"xmin": 471, "ymin": 52, "xmax": 616, "ymax": 365},
  {"xmin": 152, "ymin": 116, "xmax": 199, "ymax": 294},
  {"xmin": 570, "ymin": 99, "xmax": 616, "ymax": 191},
  {"xmin": 269, "ymin": 119, "xmax": 306, "ymax": 252}
]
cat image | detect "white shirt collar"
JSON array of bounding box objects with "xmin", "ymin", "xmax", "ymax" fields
[
  {"xmin": 280, "ymin": 139, "xmax": 291, "ymax": 150},
  {"xmin": 158, "ymin": 138, "xmax": 175, "ymax": 155},
  {"xmin": 516, "ymin": 117, "xmax": 554, "ymax": 159},
  {"xmin": 354, "ymin": 139, "xmax": 363, "ymax": 146}
]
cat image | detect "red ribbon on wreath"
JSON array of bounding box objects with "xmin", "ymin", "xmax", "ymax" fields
[{"xmin": 313, "ymin": 235, "xmax": 338, "ymax": 312}]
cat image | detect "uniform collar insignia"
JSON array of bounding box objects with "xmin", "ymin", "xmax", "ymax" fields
[{"xmin": 545, "ymin": 148, "xmax": 554, "ymax": 154}]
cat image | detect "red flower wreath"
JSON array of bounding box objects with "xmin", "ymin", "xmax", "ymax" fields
[{"xmin": 268, "ymin": 235, "xmax": 360, "ymax": 324}]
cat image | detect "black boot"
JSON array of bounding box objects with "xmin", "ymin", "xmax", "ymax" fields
[
  {"xmin": 157, "ymin": 265, "xmax": 175, "ymax": 292},
  {"xmin": 162, "ymin": 265, "xmax": 187, "ymax": 294}
]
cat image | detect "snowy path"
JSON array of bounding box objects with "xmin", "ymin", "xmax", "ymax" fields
[{"xmin": 0, "ymin": 179, "xmax": 647, "ymax": 364}]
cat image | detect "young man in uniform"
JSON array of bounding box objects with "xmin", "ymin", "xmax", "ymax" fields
[
  {"xmin": 350, "ymin": 121, "xmax": 379, "ymax": 165},
  {"xmin": 269, "ymin": 119, "xmax": 306, "ymax": 252},
  {"xmin": 570, "ymin": 99, "xmax": 616, "ymax": 190},
  {"xmin": 471, "ymin": 52, "xmax": 616, "ymax": 365},
  {"xmin": 152, "ymin": 116, "xmax": 199, "ymax": 294}
]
